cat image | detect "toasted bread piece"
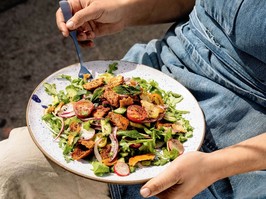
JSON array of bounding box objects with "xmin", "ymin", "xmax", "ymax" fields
[
  {"xmin": 83, "ymin": 77, "xmax": 105, "ymax": 90},
  {"xmin": 103, "ymin": 88, "xmax": 120, "ymax": 107},
  {"xmin": 72, "ymin": 140, "xmax": 95, "ymax": 160},
  {"xmin": 108, "ymin": 112, "xmax": 129, "ymax": 130},
  {"xmin": 106, "ymin": 75, "xmax": 124, "ymax": 88},
  {"xmin": 92, "ymin": 105, "xmax": 111, "ymax": 118},
  {"xmin": 119, "ymin": 96, "xmax": 134, "ymax": 107}
]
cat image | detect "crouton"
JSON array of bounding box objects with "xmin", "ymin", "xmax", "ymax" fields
[
  {"xmin": 119, "ymin": 96, "xmax": 134, "ymax": 107},
  {"xmin": 72, "ymin": 140, "xmax": 95, "ymax": 160},
  {"xmin": 108, "ymin": 112, "xmax": 129, "ymax": 130},
  {"xmin": 103, "ymin": 88, "xmax": 120, "ymax": 107},
  {"xmin": 92, "ymin": 105, "xmax": 111, "ymax": 118},
  {"xmin": 106, "ymin": 75, "xmax": 124, "ymax": 88},
  {"xmin": 83, "ymin": 77, "xmax": 105, "ymax": 90}
]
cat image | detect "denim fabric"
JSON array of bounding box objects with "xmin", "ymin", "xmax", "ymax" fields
[{"xmin": 109, "ymin": 0, "xmax": 266, "ymax": 198}]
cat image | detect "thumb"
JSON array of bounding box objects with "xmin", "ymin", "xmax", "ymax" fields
[
  {"xmin": 66, "ymin": 6, "xmax": 101, "ymax": 30},
  {"xmin": 140, "ymin": 167, "xmax": 179, "ymax": 198}
]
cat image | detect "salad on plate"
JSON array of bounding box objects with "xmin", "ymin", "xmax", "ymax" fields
[{"xmin": 42, "ymin": 63, "xmax": 193, "ymax": 177}]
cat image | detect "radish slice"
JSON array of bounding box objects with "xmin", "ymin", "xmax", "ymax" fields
[
  {"xmin": 114, "ymin": 162, "xmax": 130, "ymax": 176},
  {"xmin": 109, "ymin": 127, "xmax": 119, "ymax": 162},
  {"xmin": 94, "ymin": 138, "xmax": 103, "ymax": 162},
  {"xmin": 57, "ymin": 103, "xmax": 75, "ymax": 118},
  {"xmin": 167, "ymin": 138, "xmax": 184, "ymax": 154},
  {"xmin": 80, "ymin": 126, "xmax": 95, "ymax": 140}
]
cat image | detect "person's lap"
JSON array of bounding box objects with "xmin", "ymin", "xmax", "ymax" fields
[{"xmin": 0, "ymin": 127, "xmax": 110, "ymax": 199}]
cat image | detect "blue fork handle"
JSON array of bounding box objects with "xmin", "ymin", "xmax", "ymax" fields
[
  {"xmin": 59, "ymin": 0, "xmax": 85, "ymax": 67},
  {"xmin": 59, "ymin": 0, "xmax": 72, "ymax": 21}
]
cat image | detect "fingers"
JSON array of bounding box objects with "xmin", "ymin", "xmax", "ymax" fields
[
  {"xmin": 140, "ymin": 164, "xmax": 181, "ymax": 198},
  {"xmin": 79, "ymin": 40, "xmax": 95, "ymax": 48},
  {"xmin": 56, "ymin": 8, "xmax": 69, "ymax": 37},
  {"xmin": 77, "ymin": 30, "xmax": 95, "ymax": 41},
  {"xmin": 65, "ymin": 5, "xmax": 102, "ymax": 30},
  {"xmin": 140, "ymin": 159, "xmax": 183, "ymax": 198}
]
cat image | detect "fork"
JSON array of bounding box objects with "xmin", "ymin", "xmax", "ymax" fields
[{"xmin": 59, "ymin": 0, "xmax": 93, "ymax": 79}]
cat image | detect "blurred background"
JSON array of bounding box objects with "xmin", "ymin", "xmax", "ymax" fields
[{"xmin": 0, "ymin": 0, "xmax": 171, "ymax": 140}]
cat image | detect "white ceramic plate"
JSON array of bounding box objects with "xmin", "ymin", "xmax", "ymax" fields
[{"xmin": 27, "ymin": 60, "xmax": 205, "ymax": 184}]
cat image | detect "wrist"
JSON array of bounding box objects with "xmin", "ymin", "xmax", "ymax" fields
[{"xmin": 206, "ymin": 135, "xmax": 266, "ymax": 182}]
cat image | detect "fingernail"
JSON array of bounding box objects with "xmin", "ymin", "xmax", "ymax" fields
[
  {"xmin": 140, "ymin": 187, "xmax": 151, "ymax": 198},
  {"xmin": 62, "ymin": 31, "xmax": 67, "ymax": 37},
  {"xmin": 66, "ymin": 20, "xmax": 74, "ymax": 28}
]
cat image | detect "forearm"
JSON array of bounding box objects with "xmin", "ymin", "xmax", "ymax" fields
[
  {"xmin": 122, "ymin": 0, "xmax": 195, "ymax": 26},
  {"xmin": 209, "ymin": 132, "xmax": 266, "ymax": 182}
]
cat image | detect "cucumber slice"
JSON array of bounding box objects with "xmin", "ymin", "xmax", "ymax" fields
[{"xmin": 113, "ymin": 107, "xmax": 127, "ymax": 114}]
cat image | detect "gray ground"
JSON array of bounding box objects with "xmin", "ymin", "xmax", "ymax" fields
[{"xmin": 0, "ymin": 0, "xmax": 171, "ymax": 140}]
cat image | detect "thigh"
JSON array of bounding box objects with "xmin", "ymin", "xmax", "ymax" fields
[{"xmin": 0, "ymin": 127, "xmax": 110, "ymax": 199}]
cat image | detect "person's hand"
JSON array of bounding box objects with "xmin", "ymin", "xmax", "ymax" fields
[
  {"xmin": 140, "ymin": 151, "xmax": 216, "ymax": 199},
  {"xmin": 56, "ymin": 0, "xmax": 127, "ymax": 47}
]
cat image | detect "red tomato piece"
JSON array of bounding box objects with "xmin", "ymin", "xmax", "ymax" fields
[
  {"xmin": 126, "ymin": 105, "xmax": 147, "ymax": 123},
  {"xmin": 73, "ymin": 100, "xmax": 94, "ymax": 118}
]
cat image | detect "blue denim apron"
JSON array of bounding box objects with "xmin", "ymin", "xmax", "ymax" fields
[{"xmin": 109, "ymin": 0, "xmax": 266, "ymax": 198}]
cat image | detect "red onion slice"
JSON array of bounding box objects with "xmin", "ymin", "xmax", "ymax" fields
[
  {"xmin": 94, "ymin": 138, "xmax": 103, "ymax": 162},
  {"xmin": 53, "ymin": 116, "xmax": 65, "ymax": 141},
  {"xmin": 109, "ymin": 127, "xmax": 119, "ymax": 162}
]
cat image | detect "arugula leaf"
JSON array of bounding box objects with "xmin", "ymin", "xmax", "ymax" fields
[
  {"xmin": 42, "ymin": 113, "xmax": 61, "ymax": 133},
  {"xmin": 91, "ymin": 87, "xmax": 104, "ymax": 102},
  {"xmin": 153, "ymin": 148, "xmax": 179, "ymax": 166},
  {"xmin": 57, "ymin": 90, "xmax": 69, "ymax": 104},
  {"xmin": 106, "ymin": 62, "xmax": 118, "ymax": 74},
  {"xmin": 44, "ymin": 83, "xmax": 57, "ymax": 96},
  {"xmin": 113, "ymin": 84, "xmax": 142, "ymax": 95},
  {"xmin": 117, "ymin": 130, "xmax": 147, "ymax": 139},
  {"xmin": 119, "ymin": 139, "xmax": 131, "ymax": 153},
  {"xmin": 138, "ymin": 140, "xmax": 155, "ymax": 153},
  {"xmin": 59, "ymin": 74, "xmax": 72, "ymax": 82}
]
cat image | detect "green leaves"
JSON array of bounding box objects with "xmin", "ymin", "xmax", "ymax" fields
[
  {"xmin": 91, "ymin": 161, "xmax": 110, "ymax": 176},
  {"xmin": 105, "ymin": 62, "xmax": 118, "ymax": 74},
  {"xmin": 117, "ymin": 130, "xmax": 147, "ymax": 139},
  {"xmin": 113, "ymin": 84, "xmax": 142, "ymax": 95},
  {"xmin": 44, "ymin": 83, "xmax": 57, "ymax": 96},
  {"xmin": 91, "ymin": 87, "xmax": 104, "ymax": 102}
]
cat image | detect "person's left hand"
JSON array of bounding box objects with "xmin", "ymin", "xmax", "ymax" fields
[{"xmin": 140, "ymin": 151, "xmax": 217, "ymax": 199}]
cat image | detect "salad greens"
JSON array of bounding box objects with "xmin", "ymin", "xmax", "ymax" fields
[{"xmin": 42, "ymin": 63, "xmax": 193, "ymax": 176}]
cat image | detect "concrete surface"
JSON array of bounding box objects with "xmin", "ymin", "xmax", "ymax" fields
[{"xmin": 0, "ymin": 0, "xmax": 171, "ymax": 140}]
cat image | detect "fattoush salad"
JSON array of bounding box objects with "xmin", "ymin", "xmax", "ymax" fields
[{"xmin": 42, "ymin": 63, "xmax": 193, "ymax": 177}]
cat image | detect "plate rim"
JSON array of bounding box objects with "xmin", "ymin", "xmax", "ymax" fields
[{"xmin": 26, "ymin": 60, "xmax": 206, "ymax": 184}]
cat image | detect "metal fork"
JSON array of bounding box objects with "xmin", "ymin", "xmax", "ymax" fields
[{"xmin": 59, "ymin": 0, "xmax": 93, "ymax": 79}]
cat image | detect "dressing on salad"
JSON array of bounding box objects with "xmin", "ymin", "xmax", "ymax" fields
[{"xmin": 42, "ymin": 63, "xmax": 193, "ymax": 176}]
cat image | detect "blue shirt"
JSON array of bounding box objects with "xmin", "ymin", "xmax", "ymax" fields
[{"xmin": 185, "ymin": 0, "xmax": 266, "ymax": 106}]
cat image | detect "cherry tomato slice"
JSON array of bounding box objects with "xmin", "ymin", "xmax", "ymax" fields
[
  {"xmin": 73, "ymin": 100, "xmax": 94, "ymax": 118},
  {"xmin": 126, "ymin": 105, "xmax": 147, "ymax": 123}
]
